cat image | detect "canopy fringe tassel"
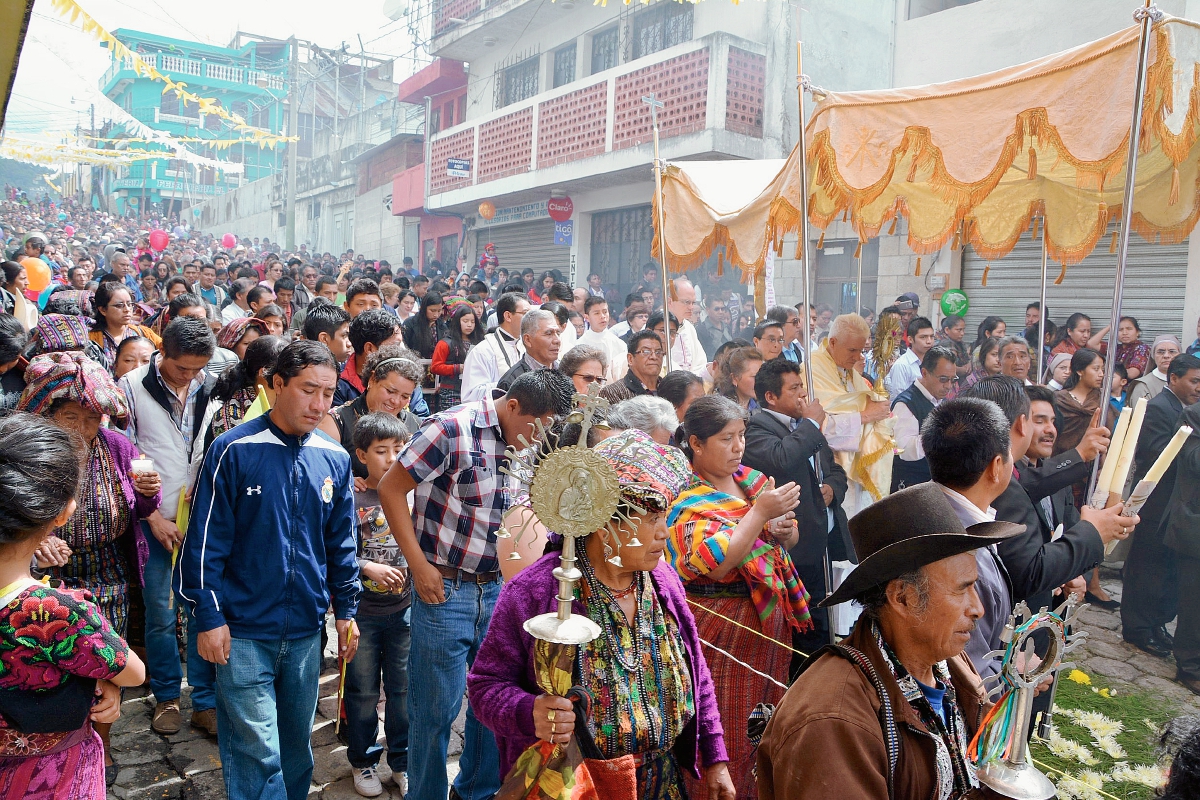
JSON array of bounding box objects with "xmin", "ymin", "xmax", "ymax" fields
[
  {"xmin": 981, "ymin": 264, "xmax": 990, "ymax": 286},
  {"xmin": 914, "ymin": 257, "xmax": 922, "ymax": 276}
]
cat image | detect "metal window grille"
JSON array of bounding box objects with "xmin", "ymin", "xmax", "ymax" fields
[
  {"xmin": 500, "ymin": 56, "xmax": 540, "ymax": 108},
  {"xmin": 591, "ymin": 27, "xmax": 619, "ymax": 74},
  {"xmin": 633, "ymin": 3, "xmax": 693, "ymax": 60},
  {"xmin": 553, "ymin": 44, "xmax": 577, "ymax": 88}
]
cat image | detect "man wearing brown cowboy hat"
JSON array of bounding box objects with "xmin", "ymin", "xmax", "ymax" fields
[{"xmin": 757, "ymin": 482, "xmax": 1024, "ymax": 800}]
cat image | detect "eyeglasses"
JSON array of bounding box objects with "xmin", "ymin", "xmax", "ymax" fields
[
  {"xmin": 785, "ymin": 318, "xmax": 800, "ymax": 326},
  {"xmin": 759, "ymin": 336, "xmax": 785, "ymax": 344},
  {"xmin": 634, "ymin": 348, "xmax": 665, "ymax": 358},
  {"xmin": 575, "ymin": 374, "xmax": 607, "ymax": 385},
  {"xmin": 107, "ymin": 302, "xmax": 135, "ymax": 310}
]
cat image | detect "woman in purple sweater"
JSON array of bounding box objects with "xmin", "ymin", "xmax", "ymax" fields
[
  {"xmin": 469, "ymin": 430, "xmax": 733, "ymax": 800},
  {"xmin": 17, "ymin": 351, "xmax": 162, "ymax": 783}
]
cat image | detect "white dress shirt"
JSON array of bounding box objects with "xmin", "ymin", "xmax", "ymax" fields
[
  {"xmin": 892, "ymin": 379, "xmax": 938, "ymax": 462},
  {"xmin": 220, "ymin": 303, "xmax": 250, "ymax": 325},
  {"xmin": 577, "ymin": 328, "xmax": 628, "ymax": 381},
  {"xmin": 884, "ymin": 349, "xmax": 922, "ymax": 401},
  {"xmin": 461, "ymin": 328, "xmax": 523, "ymax": 402}
]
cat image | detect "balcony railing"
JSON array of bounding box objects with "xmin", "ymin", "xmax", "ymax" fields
[
  {"xmin": 434, "ymin": 0, "xmax": 485, "ymax": 37},
  {"xmin": 101, "ymin": 52, "xmax": 286, "ymax": 93},
  {"xmin": 426, "ymin": 32, "xmax": 767, "ymax": 195}
]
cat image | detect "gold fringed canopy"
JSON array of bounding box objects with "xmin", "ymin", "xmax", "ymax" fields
[{"xmin": 654, "ymin": 15, "xmax": 1200, "ymax": 280}]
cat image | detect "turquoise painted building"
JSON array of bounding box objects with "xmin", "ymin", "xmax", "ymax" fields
[{"xmin": 99, "ymin": 29, "xmax": 290, "ymax": 217}]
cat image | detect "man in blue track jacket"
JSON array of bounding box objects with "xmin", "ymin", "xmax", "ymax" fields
[{"xmin": 177, "ymin": 340, "xmax": 361, "ymax": 800}]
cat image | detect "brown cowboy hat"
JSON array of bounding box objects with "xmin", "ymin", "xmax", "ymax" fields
[{"xmin": 820, "ymin": 483, "xmax": 1024, "ymax": 608}]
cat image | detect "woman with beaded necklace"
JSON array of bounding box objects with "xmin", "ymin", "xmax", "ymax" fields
[
  {"xmin": 469, "ymin": 429, "xmax": 734, "ymax": 800},
  {"xmin": 15, "ymin": 352, "xmax": 161, "ymax": 784}
]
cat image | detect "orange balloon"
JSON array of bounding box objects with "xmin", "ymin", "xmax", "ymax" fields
[
  {"xmin": 478, "ymin": 201, "xmax": 496, "ymax": 221},
  {"xmin": 20, "ymin": 257, "xmax": 51, "ymax": 292}
]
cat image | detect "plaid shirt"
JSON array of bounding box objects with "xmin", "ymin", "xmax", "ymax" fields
[{"xmin": 400, "ymin": 392, "xmax": 511, "ymax": 574}]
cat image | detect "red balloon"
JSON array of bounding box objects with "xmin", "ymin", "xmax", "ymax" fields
[
  {"xmin": 63, "ymin": 225, "xmax": 74, "ymax": 237},
  {"xmin": 222, "ymin": 233, "xmax": 237, "ymax": 249},
  {"xmin": 149, "ymin": 229, "xmax": 169, "ymax": 251}
]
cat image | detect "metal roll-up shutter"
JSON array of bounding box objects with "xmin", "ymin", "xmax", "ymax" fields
[
  {"xmin": 960, "ymin": 224, "xmax": 1188, "ymax": 344},
  {"xmin": 485, "ymin": 220, "xmax": 570, "ymax": 278}
]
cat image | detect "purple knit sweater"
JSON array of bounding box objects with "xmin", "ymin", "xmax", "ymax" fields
[{"xmin": 467, "ymin": 551, "xmax": 729, "ymax": 778}]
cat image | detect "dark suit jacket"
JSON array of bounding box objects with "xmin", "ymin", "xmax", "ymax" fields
[
  {"xmin": 742, "ymin": 410, "xmax": 854, "ymax": 567},
  {"xmin": 993, "ymin": 466, "xmax": 1104, "ymax": 613},
  {"xmin": 1017, "ymin": 448, "xmax": 1090, "ymax": 503},
  {"xmin": 1163, "ymin": 401, "xmax": 1200, "ymax": 557},
  {"xmin": 1131, "ymin": 387, "xmax": 1186, "ymax": 531}
]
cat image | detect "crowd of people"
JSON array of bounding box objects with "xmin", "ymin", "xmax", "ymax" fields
[{"xmin": 0, "ymin": 190, "xmax": 1198, "ymax": 800}]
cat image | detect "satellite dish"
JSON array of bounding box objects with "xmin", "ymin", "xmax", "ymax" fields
[{"xmin": 382, "ymin": 0, "xmax": 409, "ymax": 20}]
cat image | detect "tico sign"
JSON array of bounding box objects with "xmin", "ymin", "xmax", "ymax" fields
[{"xmin": 547, "ymin": 196, "xmax": 573, "ymax": 222}]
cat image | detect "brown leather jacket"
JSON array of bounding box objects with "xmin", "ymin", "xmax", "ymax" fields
[{"xmin": 757, "ymin": 621, "xmax": 995, "ymax": 800}]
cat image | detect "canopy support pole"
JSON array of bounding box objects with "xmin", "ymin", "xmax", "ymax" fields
[
  {"xmin": 797, "ymin": 17, "xmax": 837, "ymax": 645},
  {"xmin": 856, "ymin": 251, "xmax": 863, "ymax": 315},
  {"xmin": 1037, "ymin": 219, "xmax": 1048, "ymax": 383},
  {"xmin": 644, "ymin": 93, "xmax": 673, "ymax": 373},
  {"xmin": 1087, "ymin": 0, "xmax": 1161, "ymax": 502},
  {"xmin": 796, "ymin": 43, "xmax": 817, "ymax": 429}
]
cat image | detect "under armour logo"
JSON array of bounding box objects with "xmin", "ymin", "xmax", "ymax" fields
[{"xmin": 246, "ymin": 486, "xmax": 262, "ymax": 496}]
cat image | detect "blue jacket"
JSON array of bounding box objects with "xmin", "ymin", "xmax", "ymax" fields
[{"xmin": 175, "ymin": 414, "xmax": 360, "ymax": 640}]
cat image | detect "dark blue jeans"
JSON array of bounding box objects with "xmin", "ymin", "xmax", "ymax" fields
[
  {"xmin": 345, "ymin": 607, "xmax": 411, "ymax": 773},
  {"xmin": 215, "ymin": 633, "xmax": 322, "ymax": 800},
  {"xmin": 407, "ymin": 577, "xmax": 501, "ymax": 800},
  {"xmin": 143, "ymin": 524, "xmax": 214, "ymax": 711}
]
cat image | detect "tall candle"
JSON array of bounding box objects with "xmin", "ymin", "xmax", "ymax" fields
[
  {"xmin": 1095, "ymin": 406, "xmax": 1132, "ymax": 495},
  {"xmin": 1110, "ymin": 396, "xmax": 1147, "ymax": 493},
  {"xmin": 1143, "ymin": 425, "xmax": 1193, "ymax": 483},
  {"xmin": 130, "ymin": 455, "xmax": 154, "ymax": 475}
]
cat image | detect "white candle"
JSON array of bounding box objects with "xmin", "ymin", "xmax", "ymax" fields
[
  {"xmin": 1110, "ymin": 396, "xmax": 1147, "ymax": 492},
  {"xmin": 1095, "ymin": 406, "xmax": 1132, "ymax": 495},
  {"xmin": 1143, "ymin": 425, "xmax": 1193, "ymax": 483},
  {"xmin": 131, "ymin": 455, "xmax": 154, "ymax": 475}
]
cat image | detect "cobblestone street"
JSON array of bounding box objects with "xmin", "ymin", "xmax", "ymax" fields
[
  {"xmin": 107, "ymin": 617, "xmax": 466, "ymax": 800},
  {"xmin": 108, "ymin": 568, "xmax": 1196, "ymax": 799}
]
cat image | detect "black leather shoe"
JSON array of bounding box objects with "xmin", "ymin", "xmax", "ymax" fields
[
  {"xmin": 1085, "ymin": 591, "xmax": 1121, "ymax": 611},
  {"xmin": 1178, "ymin": 673, "xmax": 1200, "ymax": 696},
  {"xmin": 1125, "ymin": 634, "xmax": 1172, "ymax": 659},
  {"xmin": 1155, "ymin": 625, "xmax": 1175, "ymax": 648}
]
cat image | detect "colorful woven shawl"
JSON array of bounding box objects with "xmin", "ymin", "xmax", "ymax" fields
[{"xmin": 666, "ymin": 465, "xmax": 812, "ymax": 631}]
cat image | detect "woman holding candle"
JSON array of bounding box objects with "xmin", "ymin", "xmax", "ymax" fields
[{"xmin": 15, "ymin": 352, "xmax": 161, "ymax": 782}]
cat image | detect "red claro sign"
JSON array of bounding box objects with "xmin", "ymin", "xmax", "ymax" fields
[{"xmin": 547, "ymin": 196, "xmax": 573, "ymax": 222}]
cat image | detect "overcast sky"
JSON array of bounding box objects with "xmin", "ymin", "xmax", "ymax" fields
[{"xmin": 6, "ymin": 0, "xmax": 415, "ymax": 138}]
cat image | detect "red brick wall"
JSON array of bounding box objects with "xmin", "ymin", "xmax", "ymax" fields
[
  {"xmin": 429, "ymin": 128, "xmax": 475, "ymax": 193},
  {"xmin": 725, "ymin": 47, "xmax": 765, "ymax": 138},
  {"xmin": 537, "ymin": 82, "xmax": 607, "ymax": 169},
  {"xmin": 434, "ymin": 0, "xmax": 481, "ymax": 36},
  {"xmin": 612, "ymin": 48, "xmax": 709, "ymax": 151},
  {"xmin": 478, "ymin": 107, "xmax": 532, "ymax": 183}
]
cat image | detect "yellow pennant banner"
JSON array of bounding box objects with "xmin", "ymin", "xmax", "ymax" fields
[
  {"xmin": 50, "ymin": 0, "xmax": 299, "ymax": 148},
  {"xmin": 82, "ymin": 134, "xmax": 287, "ymax": 150}
]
